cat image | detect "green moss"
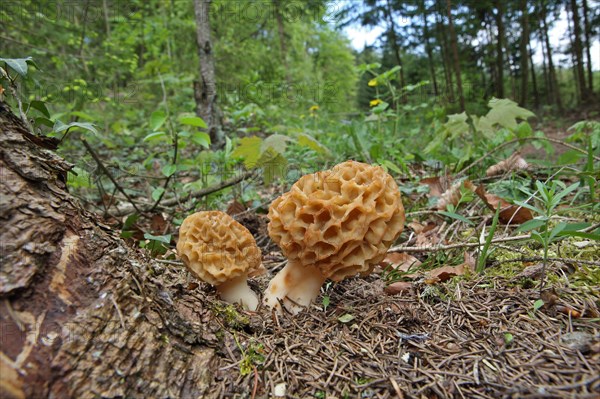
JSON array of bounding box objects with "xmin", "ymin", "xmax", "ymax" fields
[{"xmin": 212, "ymin": 303, "xmax": 249, "ymax": 329}]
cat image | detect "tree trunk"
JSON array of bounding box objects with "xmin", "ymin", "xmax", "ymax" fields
[
  {"xmin": 519, "ymin": 0, "xmax": 530, "ymax": 106},
  {"xmin": 273, "ymin": 0, "xmax": 291, "ymax": 85},
  {"xmin": 193, "ymin": 0, "xmax": 224, "ymax": 149},
  {"xmin": 569, "ymin": 0, "xmax": 588, "ymax": 101},
  {"xmin": 436, "ymin": 10, "xmax": 454, "ymax": 103},
  {"xmin": 540, "ymin": 0, "xmax": 562, "ymax": 110},
  {"xmin": 565, "ymin": 1, "xmax": 582, "ymax": 104},
  {"xmin": 529, "ymin": 42, "xmax": 540, "ymax": 109},
  {"xmin": 581, "ymin": 0, "xmax": 593, "ymax": 94},
  {"xmin": 384, "ymin": 0, "xmax": 406, "ymax": 89},
  {"xmin": 0, "ymin": 101, "xmax": 219, "ymax": 398},
  {"xmin": 494, "ymin": 0, "xmax": 505, "ymax": 98},
  {"xmin": 539, "ymin": 26, "xmax": 550, "ymax": 104},
  {"xmin": 421, "ymin": 0, "xmax": 439, "ymax": 96},
  {"xmin": 445, "ymin": 0, "xmax": 465, "ymax": 111}
]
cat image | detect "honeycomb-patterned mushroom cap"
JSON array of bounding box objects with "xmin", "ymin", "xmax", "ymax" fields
[
  {"xmin": 177, "ymin": 211, "xmax": 261, "ymax": 286},
  {"xmin": 268, "ymin": 161, "xmax": 405, "ymax": 281}
]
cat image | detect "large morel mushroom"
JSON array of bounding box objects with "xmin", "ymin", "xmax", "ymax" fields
[
  {"xmin": 177, "ymin": 211, "xmax": 262, "ymax": 311},
  {"xmin": 264, "ymin": 161, "xmax": 405, "ymax": 314}
]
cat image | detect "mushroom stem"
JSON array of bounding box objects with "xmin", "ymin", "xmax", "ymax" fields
[
  {"xmin": 263, "ymin": 261, "xmax": 327, "ymax": 315},
  {"xmin": 216, "ymin": 273, "xmax": 259, "ymax": 311}
]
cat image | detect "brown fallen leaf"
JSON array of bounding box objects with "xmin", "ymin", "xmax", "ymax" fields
[
  {"xmin": 380, "ymin": 252, "xmax": 422, "ymax": 272},
  {"xmin": 425, "ymin": 263, "xmax": 466, "ymax": 284},
  {"xmin": 486, "ymin": 153, "xmax": 529, "ymax": 176},
  {"xmin": 226, "ymin": 199, "xmax": 246, "ymax": 215},
  {"xmin": 437, "ymin": 180, "xmax": 475, "ymax": 210},
  {"xmin": 420, "ymin": 176, "xmax": 448, "ymax": 197},
  {"xmin": 475, "ymin": 184, "xmax": 533, "ymax": 224},
  {"xmin": 384, "ymin": 281, "xmax": 413, "ymax": 295},
  {"xmin": 407, "ymin": 221, "xmax": 425, "ymax": 234}
]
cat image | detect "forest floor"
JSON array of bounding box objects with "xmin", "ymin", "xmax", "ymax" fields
[
  {"xmin": 173, "ymin": 255, "xmax": 599, "ymax": 399},
  {"xmin": 156, "ymin": 207, "xmax": 600, "ymax": 399}
]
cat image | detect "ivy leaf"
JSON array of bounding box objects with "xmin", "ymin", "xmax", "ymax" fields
[
  {"xmin": 179, "ymin": 115, "xmax": 207, "ymax": 128},
  {"xmin": 151, "ymin": 187, "xmax": 165, "ymax": 201},
  {"xmin": 191, "ymin": 131, "xmax": 211, "ymax": 148},
  {"xmin": 143, "ymin": 131, "xmax": 168, "ymax": 142},
  {"xmin": 150, "ymin": 110, "xmax": 167, "ymax": 131},
  {"xmin": 262, "ymin": 134, "xmax": 291, "ymax": 154},
  {"xmin": 231, "ymin": 136, "xmax": 263, "ymax": 168},
  {"xmin": 53, "ymin": 120, "xmax": 98, "ymax": 136},
  {"xmin": 162, "ymin": 164, "xmax": 177, "ymax": 177},
  {"xmin": 0, "ymin": 57, "xmax": 34, "ymax": 77},
  {"xmin": 485, "ymin": 98, "xmax": 535, "ymax": 131},
  {"xmin": 444, "ymin": 112, "xmax": 469, "ymax": 139},
  {"xmin": 29, "ymin": 100, "xmax": 50, "ymax": 118}
]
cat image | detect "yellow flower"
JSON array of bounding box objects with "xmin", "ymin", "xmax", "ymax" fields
[
  {"xmin": 309, "ymin": 105, "xmax": 319, "ymax": 112},
  {"xmin": 370, "ymin": 99, "xmax": 382, "ymax": 107},
  {"xmin": 368, "ymin": 79, "xmax": 378, "ymax": 87}
]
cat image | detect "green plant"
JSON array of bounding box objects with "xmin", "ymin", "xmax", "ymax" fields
[
  {"xmin": 516, "ymin": 180, "xmax": 581, "ymax": 291},
  {"xmin": 235, "ymin": 337, "xmax": 265, "ymax": 377}
]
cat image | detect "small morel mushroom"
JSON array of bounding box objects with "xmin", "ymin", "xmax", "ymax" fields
[
  {"xmin": 176, "ymin": 211, "xmax": 262, "ymax": 311},
  {"xmin": 264, "ymin": 160, "xmax": 405, "ymax": 314}
]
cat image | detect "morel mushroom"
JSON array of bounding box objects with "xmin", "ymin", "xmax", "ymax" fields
[
  {"xmin": 177, "ymin": 211, "xmax": 262, "ymax": 311},
  {"xmin": 264, "ymin": 161, "xmax": 405, "ymax": 314}
]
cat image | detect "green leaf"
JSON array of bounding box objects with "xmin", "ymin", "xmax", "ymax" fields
[
  {"xmin": 30, "ymin": 100, "xmax": 50, "ymax": 118},
  {"xmin": 231, "ymin": 136, "xmax": 263, "ymax": 168},
  {"xmin": 143, "ymin": 131, "xmax": 168, "ymax": 142},
  {"xmin": 191, "ymin": 131, "xmax": 211, "ymax": 148},
  {"xmin": 549, "ymin": 222, "xmax": 567, "ymax": 241},
  {"xmin": 516, "ymin": 218, "xmax": 546, "ymax": 233},
  {"xmin": 0, "ymin": 57, "xmax": 33, "ymax": 77},
  {"xmin": 151, "ymin": 187, "xmax": 165, "ymax": 202},
  {"xmin": 444, "ymin": 112, "xmax": 470, "ymax": 139},
  {"xmin": 297, "ymin": 133, "xmax": 331, "ymax": 155},
  {"xmin": 338, "ymin": 314, "xmax": 355, "ymax": 323},
  {"xmin": 438, "ymin": 211, "xmax": 475, "ymax": 226},
  {"xmin": 259, "ymin": 149, "xmax": 287, "ymax": 184},
  {"xmin": 533, "ymin": 299, "xmax": 544, "ymax": 312},
  {"xmin": 516, "ymin": 121, "xmax": 533, "ymax": 138},
  {"xmin": 513, "ymin": 200, "xmax": 543, "ymax": 215},
  {"xmin": 262, "ymin": 134, "xmax": 291, "ymax": 154},
  {"xmin": 322, "ymin": 296, "xmax": 330, "ymax": 311},
  {"xmin": 380, "ymin": 159, "xmax": 402, "ymax": 174},
  {"xmin": 557, "ymin": 149, "xmax": 585, "ymax": 165},
  {"xmin": 34, "ymin": 117, "xmax": 54, "ymax": 128},
  {"xmin": 150, "ymin": 110, "xmax": 167, "ymax": 131},
  {"xmin": 471, "ymin": 115, "xmax": 495, "ymax": 137},
  {"xmin": 485, "ymin": 98, "xmax": 535, "ymax": 131},
  {"xmin": 143, "ymin": 232, "xmax": 171, "ymax": 244},
  {"xmin": 179, "ymin": 115, "xmax": 207, "ymax": 128},
  {"xmin": 53, "ymin": 120, "xmax": 98, "ymax": 136},
  {"xmin": 162, "ymin": 164, "xmax": 176, "ymax": 177}
]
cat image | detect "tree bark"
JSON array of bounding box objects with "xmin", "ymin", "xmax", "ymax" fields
[
  {"xmin": 193, "ymin": 0, "xmax": 224, "ymax": 149},
  {"xmin": 0, "ymin": 101, "xmax": 220, "ymax": 398},
  {"xmin": 436, "ymin": 9, "xmax": 454, "ymax": 103},
  {"xmin": 582, "ymin": 0, "xmax": 593, "ymax": 93},
  {"xmin": 445, "ymin": 0, "xmax": 465, "ymax": 111},
  {"xmin": 519, "ymin": 0, "xmax": 530, "ymax": 106},
  {"xmin": 494, "ymin": 0, "xmax": 505, "ymax": 98}
]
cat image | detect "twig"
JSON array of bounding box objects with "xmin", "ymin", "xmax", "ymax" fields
[
  {"xmin": 114, "ymin": 169, "xmax": 256, "ymax": 216},
  {"xmin": 81, "ymin": 137, "xmax": 141, "ymax": 213},
  {"xmin": 458, "ymin": 136, "xmax": 600, "ymax": 178},
  {"xmin": 491, "ymin": 256, "xmax": 600, "ymax": 267},
  {"xmin": 389, "ymin": 234, "xmax": 532, "ymax": 253}
]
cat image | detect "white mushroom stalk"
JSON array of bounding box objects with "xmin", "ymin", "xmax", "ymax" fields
[
  {"xmin": 216, "ymin": 273, "xmax": 259, "ymax": 311},
  {"xmin": 263, "ymin": 262, "xmax": 326, "ymax": 314}
]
